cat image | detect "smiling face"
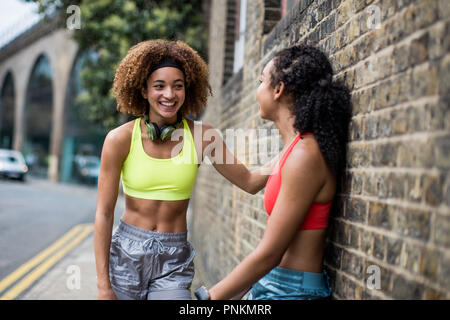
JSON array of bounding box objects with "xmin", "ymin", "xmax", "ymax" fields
[{"xmin": 142, "ymin": 66, "xmax": 186, "ymax": 123}]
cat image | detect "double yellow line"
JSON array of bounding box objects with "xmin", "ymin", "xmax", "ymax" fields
[{"xmin": 0, "ymin": 223, "xmax": 94, "ymax": 300}]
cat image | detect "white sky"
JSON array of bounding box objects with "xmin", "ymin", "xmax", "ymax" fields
[{"xmin": 0, "ymin": 0, "xmax": 40, "ymax": 47}]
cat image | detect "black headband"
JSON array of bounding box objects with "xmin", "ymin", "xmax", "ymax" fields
[{"xmin": 149, "ymin": 57, "xmax": 185, "ymax": 75}]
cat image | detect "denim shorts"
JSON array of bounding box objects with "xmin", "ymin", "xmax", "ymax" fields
[
  {"xmin": 109, "ymin": 219, "xmax": 195, "ymax": 300},
  {"xmin": 247, "ymin": 266, "xmax": 332, "ymax": 300}
]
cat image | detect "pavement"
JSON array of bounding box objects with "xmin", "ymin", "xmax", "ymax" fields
[
  {"xmin": 12, "ymin": 198, "xmax": 204, "ymax": 300},
  {"xmin": 20, "ymin": 230, "xmax": 98, "ymax": 300}
]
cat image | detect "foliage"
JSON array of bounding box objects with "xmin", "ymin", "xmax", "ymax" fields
[{"xmin": 24, "ymin": 0, "xmax": 208, "ymax": 129}]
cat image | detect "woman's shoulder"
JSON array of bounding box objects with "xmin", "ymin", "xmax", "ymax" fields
[
  {"xmin": 103, "ymin": 118, "xmax": 138, "ymax": 155},
  {"xmin": 284, "ymin": 136, "xmax": 325, "ymax": 178},
  {"xmin": 184, "ymin": 118, "xmax": 218, "ymax": 158},
  {"xmin": 284, "ymin": 135, "xmax": 335, "ymax": 202}
]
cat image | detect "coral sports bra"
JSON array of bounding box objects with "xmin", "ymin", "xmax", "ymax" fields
[{"xmin": 264, "ymin": 133, "xmax": 332, "ymax": 230}]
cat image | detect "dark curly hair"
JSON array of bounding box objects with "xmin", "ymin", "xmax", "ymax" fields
[
  {"xmin": 113, "ymin": 39, "xmax": 212, "ymax": 117},
  {"xmin": 270, "ymin": 45, "xmax": 351, "ymax": 177}
]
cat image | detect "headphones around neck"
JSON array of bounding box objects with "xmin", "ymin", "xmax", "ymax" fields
[{"xmin": 144, "ymin": 112, "xmax": 183, "ymax": 141}]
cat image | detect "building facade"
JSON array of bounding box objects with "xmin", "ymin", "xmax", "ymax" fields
[{"xmin": 0, "ymin": 16, "xmax": 106, "ymax": 183}]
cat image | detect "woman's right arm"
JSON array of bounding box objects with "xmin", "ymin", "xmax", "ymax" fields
[{"xmin": 94, "ymin": 126, "xmax": 130, "ymax": 300}]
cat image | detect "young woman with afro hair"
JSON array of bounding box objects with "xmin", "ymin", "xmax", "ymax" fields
[
  {"xmin": 94, "ymin": 39, "xmax": 278, "ymax": 300},
  {"xmin": 196, "ymin": 44, "xmax": 352, "ymax": 300}
]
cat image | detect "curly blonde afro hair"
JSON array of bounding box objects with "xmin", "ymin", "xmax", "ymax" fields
[{"xmin": 113, "ymin": 39, "xmax": 212, "ymax": 117}]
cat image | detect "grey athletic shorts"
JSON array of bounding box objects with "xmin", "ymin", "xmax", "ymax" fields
[{"xmin": 109, "ymin": 219, "xmax": 195, "ymax": 300}]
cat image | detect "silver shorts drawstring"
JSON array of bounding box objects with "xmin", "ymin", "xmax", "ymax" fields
[{"xmin": 142, "ymin": 237, "xmax": 166, "ymax": 255}]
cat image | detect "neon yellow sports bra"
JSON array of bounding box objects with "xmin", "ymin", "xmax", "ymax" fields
[{"xmin": 121, "ymin": 117, "xmax": 199, "ymax": 201}]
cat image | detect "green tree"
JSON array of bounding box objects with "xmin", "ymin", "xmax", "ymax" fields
[{"xmin": 25, "ymin": 0, "xmax": 208, "ymax": 129}]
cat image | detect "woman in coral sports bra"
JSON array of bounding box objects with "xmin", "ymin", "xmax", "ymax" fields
[{"xmin": 198, "ymin": 45, "xmax": 351, "ymax": 300}]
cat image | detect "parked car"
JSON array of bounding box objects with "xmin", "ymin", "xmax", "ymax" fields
[
  {"xmin": 0, "ymin": 149, "xmax": 28, "ymax": 181},
  {"xmin": 73, "ymin": 155, "xmax": 100, "ymax": 185}
]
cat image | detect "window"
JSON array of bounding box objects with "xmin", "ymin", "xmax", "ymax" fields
[
  {"xmin": 281, "ymin": 0, "xmax": 299, "ymax": 17},
  {"xmin": 233, "ymin": 0, "xmax": 247, "ymax": 73}
]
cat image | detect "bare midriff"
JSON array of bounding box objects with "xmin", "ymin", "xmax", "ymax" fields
[
  {"xmin": 278, "ymin": 228, "xmax": 327, "ymax": 274},
  {"xmin": 121, "ymin": 194, "xmax": 190, "ymax": 233}
]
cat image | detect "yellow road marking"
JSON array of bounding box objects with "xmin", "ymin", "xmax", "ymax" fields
[
  {"xmin": 0, "ymin": 224, "xmax": 93, "ymax": 300},
  {"xmin": 0, "ymin": 224, "xmax": 83, "ymax": 293}
]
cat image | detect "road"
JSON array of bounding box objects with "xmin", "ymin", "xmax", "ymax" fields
[{"xmin": 0, "ymin": 176, "xmax": 123, "ymax": 299}]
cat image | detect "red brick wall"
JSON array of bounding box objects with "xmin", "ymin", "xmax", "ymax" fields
[{"xmin": 193, "ymin": 0, "xmax": 450, "ymax": 299}]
